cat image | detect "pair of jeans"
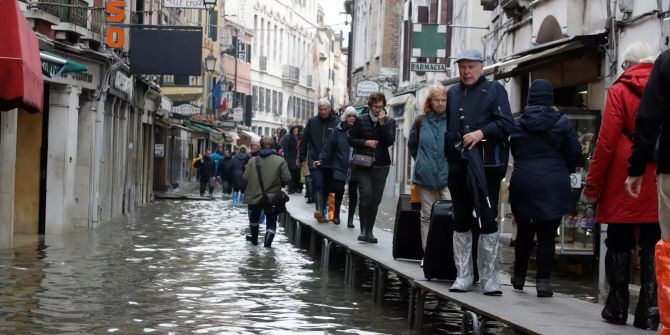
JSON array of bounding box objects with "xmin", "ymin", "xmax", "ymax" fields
[
  {"xmin": 448, "ymin": 168, "xmax": 505, "ymax": 234},
  {"xmin": 248, "ymin": 204, "xmax": 277, "ymax": 231},
  {"xmin": 200, "ymin": 180, "xmax": 213, "ymax": 196},
  {"xmin": 289, "ymin": 168, "xmax": 301, "ymax": 192},
  {"xmin": 416, "ymin": 185, "xmax": 450, "ymax": 249},
  {"xmin": 514, "ymin": 218, "xmax": 562, "ymax": 280}
]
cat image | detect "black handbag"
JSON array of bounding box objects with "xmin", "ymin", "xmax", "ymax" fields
[
  {"xmin": 255, "ymin": 158, "xmax": 289, "ymax": 215},
  {"xmin": 350, "ymin": 153, "xmax": 375, "ymax": 168}
]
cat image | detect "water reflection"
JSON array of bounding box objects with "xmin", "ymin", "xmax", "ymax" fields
[{"xmin": 2, "ymin": 198, "xmax": 502, "ymax": 334}]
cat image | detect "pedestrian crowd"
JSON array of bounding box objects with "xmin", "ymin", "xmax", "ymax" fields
[{"xmin": 191, "ymin": 42, "xmax": 670, "ymax": 332}]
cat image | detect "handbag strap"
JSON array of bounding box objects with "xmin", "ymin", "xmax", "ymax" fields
[{"xmin": 254, "ymin": 157, "xmax": 269, "ymax": 202}]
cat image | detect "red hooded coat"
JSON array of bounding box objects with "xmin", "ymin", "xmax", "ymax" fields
[{"xmin": 584, "ymin": 63, "xmax": 658, "ymax": 224}]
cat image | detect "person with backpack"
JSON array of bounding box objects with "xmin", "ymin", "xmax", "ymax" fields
[
  {"xmin": 586, "ymin": 42, "xmax": 660, "ymax": 330},
  {"xmin": 509, "ymin": 79, "xmax": 582, "ymax": 298},
  {"xmin": 408, "ymin": 84, "xmax": 450, "ymax": 250}
]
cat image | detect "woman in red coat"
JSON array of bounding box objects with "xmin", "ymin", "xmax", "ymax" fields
[{"xmin": 584, "ymin": 41, "xmax": 660, "ymax": 330}]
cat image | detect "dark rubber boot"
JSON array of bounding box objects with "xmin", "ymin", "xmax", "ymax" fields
[
  {"xmin": 263, "ymin": 229, "xmax": 276, "ymax": 248},
  {"xmin": 333, "ymin": 195, "xmax": 342, "ymax": 225},
  {"xmin": 602, "ymin": 250, "xmax": 631, "ymax": 325},
  {"xmin": 246, "ymin": 224, "xmax": 259, "ymax": 246},
  {"xmin": 511, "ymin": 275, "xmax": 525, "ymax": 291},
  {"xmin": 634, "ymin": 248, "xmax": 660, "ymax": 330},
  {"xmin": 357, "ymin": 206, "xmax": 367, "ymax": 241},
  {"xmin": 364, "ymin": 211, "xmax": 377, "ymax": 243}
]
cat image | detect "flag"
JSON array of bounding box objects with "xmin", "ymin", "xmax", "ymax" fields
[{"xmin": 220, "ymin": 96, "xmax": 227, "ymax": 113}]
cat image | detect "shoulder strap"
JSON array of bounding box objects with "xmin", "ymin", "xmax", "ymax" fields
[
  {"xmin": 254, "ymin": 157, "xmax": 267, "ymax": 195},
  {"xmin": 621, "ymin": 84, "xmax": 642, "ymax": 142},
  {"xmin": 415, "ymin": 114, "xmax": 425, "ymax": 137}
]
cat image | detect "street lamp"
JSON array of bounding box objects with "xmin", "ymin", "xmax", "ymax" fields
[
  {"xmin": 205, "ymin": 53, "xmax": 217, "ymax": 72},
  {"xmin": 203, "ymin": 0, "xmax": 216, "ymax": 11}
]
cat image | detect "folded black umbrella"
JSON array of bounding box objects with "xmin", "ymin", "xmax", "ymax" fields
[{"xmin": 459, "ymin": 144, "xmax": 494, "ymax": 228}]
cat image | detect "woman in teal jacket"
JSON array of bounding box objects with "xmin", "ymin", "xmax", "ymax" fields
[{"xmin": 408, "ymin": 85, "xmax": 450, "ymax": 249}]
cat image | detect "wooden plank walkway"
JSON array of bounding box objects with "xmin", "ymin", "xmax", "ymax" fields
[{"xmin": 282, "ymin": 193, "xmax": 650, "ymax": 335}]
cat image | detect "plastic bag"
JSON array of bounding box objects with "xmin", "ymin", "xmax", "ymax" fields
[{"xmin": 656, "ymin": 239, "xmax": 670, "ymax": 334}]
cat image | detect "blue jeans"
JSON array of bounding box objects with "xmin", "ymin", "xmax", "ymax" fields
[{"xmin": 248, "ymin": 204, "xmax": 277, "ymax": 231}]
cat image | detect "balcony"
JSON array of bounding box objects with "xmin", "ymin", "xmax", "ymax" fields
[
  {"xmin": 36, "ymin": 0, "xmax": 91, "ymax": 38},
  {"xmin": 282, "ymin": 65, "xmax": 300, "ymax": 85},
  {"xmin": 259, "ymin": 56, "xmax": 267, "ymax": 72}
]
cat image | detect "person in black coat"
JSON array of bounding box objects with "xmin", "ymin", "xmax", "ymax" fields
[
  {"xmin": 231, "ymin": 145, "xmax": 251, "ymax": 205},
  {"xmin": 283, "ymin": 126, "xmax": 301, "ymax": 193},
  {"xmin": 348, "ymin": 93, "xmax": 397, "ymax": 243},
  {"xmin": 300, "ymin": 99, "xmax": 338, "ymax": 222},
  {"xmin": 194, "ymin": 150, "xmax": 217, "ymax": 197},
  {"xmin": 219, "ymin": 150, "xmax": 234, "ymax": 195},
  {"xmin": 316, "ymin": 109, "xmax": 357, "ymax": 227},
  {"xmin": 509, "ymin": 79, "xmax": 582, "ymax": 297}
]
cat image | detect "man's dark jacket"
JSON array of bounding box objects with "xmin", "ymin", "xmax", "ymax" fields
[
  {"xmin": 219, "ymin": 156, "xmax": 233, "ymax": 183},
  {"xmin": 299, "ymin": 112, "xmax": 338, "ymax": 166},
  {"xmin": 348, "ymin": 112, "xmax": 397, "ymax": 167},
  {"xmin": 194, "ymin": 155, "xmax": 216, "ymax": 182},
  {"xmin": 629, "ymin": 48, "xmax": 670, "ymax": 176},
  {"xmin": 445, "ymin": 76, "xmax": 514, "ymax": 172}
]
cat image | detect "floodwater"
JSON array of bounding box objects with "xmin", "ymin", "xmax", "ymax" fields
[{"xmin": 0, "ymin": 193, "xmax": 513, "ymax": 334}]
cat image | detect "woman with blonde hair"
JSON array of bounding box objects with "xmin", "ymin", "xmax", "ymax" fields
[
  {"xmin": 584, "ymin": 41, "xmax": 660, "ymax": 329},
  {"xmin": 408, "ymin": 84, "xmax": 450, "ymax": 250}
]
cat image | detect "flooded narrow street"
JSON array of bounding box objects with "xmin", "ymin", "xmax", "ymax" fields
[{"xmin": 0, "ymin": 195, "xmax": 512, "ymax": 334}]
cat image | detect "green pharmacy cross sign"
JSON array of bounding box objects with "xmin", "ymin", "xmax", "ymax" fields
[{"xmin": 411, "ymin": 24, "xmax": 447, "ymax": 58}]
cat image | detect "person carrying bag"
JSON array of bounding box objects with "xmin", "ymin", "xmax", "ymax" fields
[{"xmin": 243, "ymin": 137, "xmax": 291, "ymax": 247}]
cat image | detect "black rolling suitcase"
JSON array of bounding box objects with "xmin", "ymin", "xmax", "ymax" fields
[
  {"xmin": 423, "ymin": 200, "xmax": 478, "ymax": 280},
  {"xmin": 392, "ymin": 194, "xmax": 424, "ymax": 260}
]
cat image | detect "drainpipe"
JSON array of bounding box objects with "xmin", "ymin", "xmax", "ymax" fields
[{"xmin": 598, "ymin": 0, "xmax": 619, "ymax": 286}]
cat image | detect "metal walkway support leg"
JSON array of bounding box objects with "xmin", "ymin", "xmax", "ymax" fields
[
  {"xmin": 413, "ymin": 288, "xmax": 426, "ymax": 332},
  {"xmin": 309, "ymin": 232, "xmax": 319, "ymax": 258},
  {"xmin": 345, "ymin": 250, "xmax": 356, "ymax": 288},
  {"xmin": 408, "ymin": 283, "xmax": 417, "ymax": 328},
  {"xmin": 461, "ymin": 310, "xmax": 481, "ymax": 335},
  {"xmin": 321, "ymin": 239, "xmax": 331, "ymax": 271},
  {"xmin": 375, "ymin": 265, "xmax": 388, "ymax": 304},
  {"xmin": 295, "ymin": 221, "xmax": 302, "ymax": 247}
]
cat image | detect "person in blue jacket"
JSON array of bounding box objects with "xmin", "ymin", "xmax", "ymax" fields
[
  {"xmin": 446, "ymin": 49, "xmax": 514, "ymax": 296},
  {"xmin": 509, "ymin": 79, "xmax": 582, "ymax": 297},
  {"xmin": 408, "ymin": 84, "xmax": 450, "ymax": 250},
  {"xmin": 315, "ymin": 107, "xmax": 357, "ymax": 226}
]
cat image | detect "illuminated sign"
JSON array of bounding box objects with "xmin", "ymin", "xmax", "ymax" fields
[{"xmin": 105, "ymin": 1, "xmax": 126, "ymax": 48}]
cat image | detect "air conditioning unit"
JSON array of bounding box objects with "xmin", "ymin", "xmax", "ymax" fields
[{"xmin": 481, "ymin": 0, "xmax": 498, "ymax": 11}]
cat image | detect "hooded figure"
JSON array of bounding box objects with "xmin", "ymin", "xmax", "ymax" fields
[{"xmin": 509, "ymin": 79, "xmax": 582, "ymax": 297}]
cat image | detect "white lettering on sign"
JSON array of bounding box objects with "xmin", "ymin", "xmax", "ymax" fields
[{"xmin": 410, "ymin": 62, "xmax": 446, "ymax": 72}]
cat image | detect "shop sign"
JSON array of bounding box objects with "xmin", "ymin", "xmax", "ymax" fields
[
  {"xmin": 105, "ymin": 1, "xmax": 126, "ymax": 48},
  {"xmin": 172, "ymin": 104, "xmax": 200, "ymax": 116},
  {"xmin": 44, "ymin": 63, "xmax": 100, "ymax": 90},
  {"xmin": 233, "ymin": 107, "xmax": 243, "ymax": 122},
  {"xmin": 355, "ymin": 80, "xmax": 380, "ymax": 98},
  {"xmin": 154, "ymin": 143, "xmax": 165, "ymax": 158},
  {"xmin": 162, "ymin": 0, "xmax": 205, "ymax": 9},
  {"xmin": 410, "ymin": 62, "xmax": 446, "ymax": 72},
  {"xmin": 114, "ymin": 71, "xmax": 133, "ymax": 98}
]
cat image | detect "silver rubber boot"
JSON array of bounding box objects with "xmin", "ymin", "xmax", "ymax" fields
[
  {"xmin": 478, "ymin": 232, "xmax": 502, "ymax": 296},
  {"xmin": 450, "ymin": 231, "xmax": 474, "ymax": 292}
]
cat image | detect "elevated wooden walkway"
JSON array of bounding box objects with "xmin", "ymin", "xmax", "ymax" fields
[{"xmin": 281, "ymin": 194, "xmax": 651, "ymax": 335}]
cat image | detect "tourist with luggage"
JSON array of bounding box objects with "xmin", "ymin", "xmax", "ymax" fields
[
  {"xmin": 509, "ymin": 79, "xmax": 582, "ymax": 298},
  {"xmin": 243, "ymin": 137, "xmax": 291, "ymax": 247},
  {"xmin": 348, "ymin": 92, "xmax": 397, "ymax": 243},
  {"xmin": 587, "ymin": 42, "xmax": 660, "ymax": 329},
  {"xmin": 445, "ymin": 49, "xmax": 514, "ymax": 295},
  {"xmin": 315, "ymin": 106, "xmax": 357, "ymax": 226},
  {"xmin": 408, "ymin": 84, "xmax": 450, "ymax": 250}
]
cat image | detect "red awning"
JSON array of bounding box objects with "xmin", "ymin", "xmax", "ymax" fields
[{"xmin": 0, "ymin": 0, "xmax": 44, "ymax": 113}]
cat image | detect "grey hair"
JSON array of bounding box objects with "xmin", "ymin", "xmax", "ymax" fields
[
  {"xmin": 341, "ymin": 106, "xmax": 358, "ymax": 121},
  {"xmin": 317, "ymin": 98, "xmax": 331, "ymax": 107},
  {"xmin": 624, "ymin": 42, "xmax": 656, "ymax": 65}
]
